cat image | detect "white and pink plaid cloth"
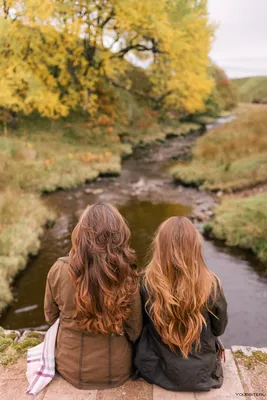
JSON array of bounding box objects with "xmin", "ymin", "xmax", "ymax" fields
[{"xmin": 25, "ymin": 318, "xmax": 59, "ymax": 396}]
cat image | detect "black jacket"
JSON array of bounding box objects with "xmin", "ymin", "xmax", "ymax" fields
[{"xmin": 134, "ymin": 283, "xmax": 228, "ymax": 392}]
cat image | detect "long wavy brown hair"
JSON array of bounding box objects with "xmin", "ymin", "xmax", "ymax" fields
[
  {"xmin": 144, "ymin": 216, "xmax": 219, "ymax": 358},
  {"xmin": 69, "ymin": 203, "xmax": 138, "ymax": 335}
]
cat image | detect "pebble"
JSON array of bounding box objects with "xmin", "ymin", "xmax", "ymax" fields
[
  {"xmin": 132, "ymin": 178, "xmax": 146, "ymax": 189},
  {"xmin": 92, "ymin": 188, "xmax": 104, "ymax": 195},
  {"xmin": 206, "ymin": 210, "xmax": 214, "ymax": 217},
  {"xmin": 193, "ymin": 211, "xmax": 206, "ymax": 221}
]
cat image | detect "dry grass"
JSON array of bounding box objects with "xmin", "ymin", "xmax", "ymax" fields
[
  {"xmin": 0, "ymin": 328, "xmax": 43, "ymax": 366},
  {"xmin": 205, "ymin": 193, "xmax": 267, "ymax": 264},
  {"xmin": 0, "ymin": 190, "xmax": 55, "ymax": 312},
  {"xmin": 171, "ymin": 107, "xmax": 267, "ymax": 191}
]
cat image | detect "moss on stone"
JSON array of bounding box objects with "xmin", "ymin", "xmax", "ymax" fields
[
  {"xmin": 233, "ymin": 350, "xmax": 267, "ymax": 370},
  {"xmin": 0, "ymin": 334, "xmax": 43, "ymax": 366},
  {"xmin": 252, "ymin": 351, "xmax": 267, "ymax": 365}
]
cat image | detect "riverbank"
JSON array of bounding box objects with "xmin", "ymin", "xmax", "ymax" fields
[
  {"xmin": 0, "ymin": 113, "xmax": 204, "ymax": 314},
  {"xmin": 0, "ymin": 192, "xmax": 54, "ymax": 311},
  {"xmin": 171, "ymin": 105, "xmax": 267, "ymax": 264}
]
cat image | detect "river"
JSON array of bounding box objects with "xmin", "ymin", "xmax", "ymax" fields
[{"xmin": 1, "ymin": 127, "xmax": 267, "ymax": 348}]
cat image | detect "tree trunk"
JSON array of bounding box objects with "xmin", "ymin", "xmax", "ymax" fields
[
  {"xmin": 3, "ymin": 119, "xmax": 8, "ymax": 136},
  {"xmin": 9, "ymin": 110, "xmax": 18, "ymax": 130}
]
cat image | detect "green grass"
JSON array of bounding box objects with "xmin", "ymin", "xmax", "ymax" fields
[
  {"xmin": 233, "ymin": 349, "xmax": 267, "ymax": 370},
  {"xmin": 233, "ymin": 76, "xmax": 267, "ymax": 103},
  {"xmin": 205, "ymin": 193, "xmax": 267, "ymax": 264},
  {"xmin": 171, "ymin": 107, "xmax": 267, "ymax": 191}
]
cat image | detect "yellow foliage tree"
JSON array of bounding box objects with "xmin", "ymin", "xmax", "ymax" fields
[{"xmin": 0, "ymin": 0, "xmax": 213, "ymax": 127}]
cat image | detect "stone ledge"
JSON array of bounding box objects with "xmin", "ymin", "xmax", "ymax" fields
[
  {"xmin": 1, "ymin": 348, "xmax": 266, "ymax": 400},
  {"xmin": 231, "ymin": 346, "xmax": 267, "ymax": 397}
]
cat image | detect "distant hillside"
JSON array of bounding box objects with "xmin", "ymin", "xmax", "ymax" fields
[{"xmin": 233, "ymin": 76, "xmax": 267, "ymax": 103}]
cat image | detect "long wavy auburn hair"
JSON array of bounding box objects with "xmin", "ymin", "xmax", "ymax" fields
[
  {"xmin": 69, "ymin": 203, "xmax": 138, "ymax": 335},
  {"xmin": 144, "ymin": 216, "xmax": 220, "ymax": 358}
]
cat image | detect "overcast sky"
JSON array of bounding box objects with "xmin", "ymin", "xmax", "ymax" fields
[{"xmin": 208, "ymin": 0, "xmax": 267, "ymax": 78}]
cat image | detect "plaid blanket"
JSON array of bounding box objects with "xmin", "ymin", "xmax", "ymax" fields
[{"xmin": 25, "ymin": 318, "xmax": 59, "ymax": 396}]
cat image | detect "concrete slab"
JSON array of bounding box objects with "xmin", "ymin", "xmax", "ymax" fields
[
  {"xmin": 0, "ymin": 349, "xmax": 251, "ymax": 400},
  {"xmin": 43, "ymin": 374, "xmax": 98, "ymax": 400},
  {"xmin": 231, "ymin": 346, "xmax": 267, "ymax": 396},
  {"xmin": 96, "ymin": 379, "xmax": 153, "ymax": 400},
  {"xmin": 0, "ymin": 378, "xmax": 47, "ymax": 400},
  {"xmin": 195, "ymin": 350, "xmax": 244, "ymax": 400},
  {"xmin": 0, "ymin": 357, "xmax": 26, "ymax": 380},
  {"xmin": 153, "ymin": 385, "xmax": 196, "ymax": 400}
]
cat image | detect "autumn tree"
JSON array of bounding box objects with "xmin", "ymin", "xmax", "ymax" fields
[{"xmin": 0, "ymin": 0, "xmax": 213, "ymax": 128}]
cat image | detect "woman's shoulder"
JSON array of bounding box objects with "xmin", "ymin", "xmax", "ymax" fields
[{"xmin": 47, "ymin": 256, "xmax": 70, "ymax": 280}]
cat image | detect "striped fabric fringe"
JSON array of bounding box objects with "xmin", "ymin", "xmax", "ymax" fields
[{"xmin": 25, "ymin": 319, "xmax": 59, "ymax": 396}]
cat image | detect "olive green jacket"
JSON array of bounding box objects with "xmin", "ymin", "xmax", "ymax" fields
[{"xmin": 44, "ymin": 257, "xmax": 142, "ymax": 390}]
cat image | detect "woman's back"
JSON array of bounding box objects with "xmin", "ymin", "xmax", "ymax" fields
[
  {"xmin": 134, "ymin": 216, "xmax": 228, "ymax": 392},
  {"xmin": 44, "ymin": 204, "xmax": 142, "ymax": 390},
  {"xmin": 45, "ymin": 256, "xmax": 142, "ymax": 390},
  {"xmin": 134, "ymin": 281, "xmax": 227, "ymax": 392}
]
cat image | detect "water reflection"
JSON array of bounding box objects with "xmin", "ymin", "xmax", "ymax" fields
[{"xmin": 119, "ymin": 200, "xmax": 192, "ymax": 268}]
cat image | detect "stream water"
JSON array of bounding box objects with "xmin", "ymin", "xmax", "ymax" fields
[{"xmin": 1, "ymin": 127, "xmax": 267, "ymax": 348}]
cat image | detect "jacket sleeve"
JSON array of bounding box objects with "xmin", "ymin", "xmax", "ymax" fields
[
  {"xmin": 124, "ymin": 290, "xmax": 143, "ymax": 343},
  {"xmin": 44, "ymin": 268, "xmax": 60, "ymax": 325},
  {"xmin": 209, "ymin": 284, "xmax": 228, "ymax": 337}
]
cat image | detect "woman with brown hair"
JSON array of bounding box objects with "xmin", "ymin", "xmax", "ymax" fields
[
  {"xmin": 44, "ymin": 203, "xmax": 142, "ymax": 390},
  {"xmin": 134, "ymin": 216, "xmax": 228, "ymax": 392}
]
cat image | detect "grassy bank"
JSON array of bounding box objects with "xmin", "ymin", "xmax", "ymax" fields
[
  {"xmin": 171, "ymin": 105, "xmax": 267, "ymax": 264},
  {"xmin": 233, "ymin": 76, "xmax": 267, "ymax": 103},
  {"xmin": 0, "ymin": 191, "xmax": 55, "ymax": 311},
  {"xmin": 205, "ymin": 193, "xmax": 267, "ymax": 264},
  {"xmin": 171, "ymin": 108, "xmax": 267, "ymax": 192}
]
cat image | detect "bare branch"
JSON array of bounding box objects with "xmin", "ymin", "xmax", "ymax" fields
[
  {"xmin": 3, "ymin": 0, "xmax": 10, "ymax": 19},
  {"xmin": 108, "ymin": 77, "xmax": 172, "ymax": 105}
]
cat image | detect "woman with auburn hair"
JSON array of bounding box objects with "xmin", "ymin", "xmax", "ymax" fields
[
  {"xmin": 44, "ymin": 203, "xmax": 142, "ymax": 390},
  {"xmin": 134, "ymin": 216, "xmax": 228, "ymax": 392}
]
